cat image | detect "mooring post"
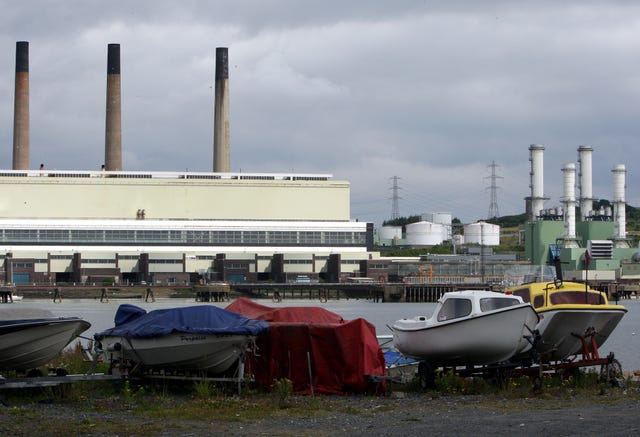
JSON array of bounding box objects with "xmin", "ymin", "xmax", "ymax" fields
[
  {"xmin": 145, "ymin": 287, "xmax": 155, "ymax": 302},
  {"xmin": 53, "ymin": 287, "xmax": 62, "ymax": 303}
]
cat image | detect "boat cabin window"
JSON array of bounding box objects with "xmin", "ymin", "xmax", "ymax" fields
[
  {"xmin": 549, "ymin": 291, "xmax": 604, "ymax": 305},
  {"xmin": 437, "ymin": 298, "xmax": 472, "ymax": 321},
  {"xmin": 512, "ymin": 289, "xmax": 530, "ymax": 303},
  {"xmin": 479, "ymin": 297, "xmax": 520, "ymax": 312},
  {"xmin": 533, "ymin": 295, "xmax": 545, "ymax": 308}
]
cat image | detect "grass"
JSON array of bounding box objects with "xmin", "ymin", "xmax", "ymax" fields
[
  {"xmin": 2, "ymin": 346, "xmax": 640, "ymax": 435},
  {"xmin": 2, "ymin": 379, "xmax": 638, "ymax": 436}
]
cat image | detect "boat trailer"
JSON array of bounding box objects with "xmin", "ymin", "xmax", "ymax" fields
[
  {"xmin": 416, "ymin": 329, "xmax": 625, "ymax": 389},
  {"xmin": 101, "ymin": 343, "xmax": 250, "ymax": 395},
  {"xmin": 505, "ymin": 328, "xmax": 625, "ymax": 386},
  {"xmin": 1, "ymin": 343, "xmax": 249, "ymax": 395},
  {"xmin": 0, "ymin": 344, "xmax": 118, "ymax": 392},
  {"xmin": 0, "ymin": 372, "xmax": 119, "ymax": 390}
]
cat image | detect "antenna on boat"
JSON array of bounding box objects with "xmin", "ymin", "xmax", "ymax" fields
[
  {"xmin": 583, "ymin": 249, "xmax": 591, "ymax": 303},
  {"xmin": 551, "ymin": 256, "xmax": 563, "ymax": 283},
  {"xmin": 547, "ymin": 241, "xmax": 569, "ymax": 288}
]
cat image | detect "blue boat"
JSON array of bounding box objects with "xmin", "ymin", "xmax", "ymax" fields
[{"xmin": 95, "ymin": 304, "xmax": 269, "ymax": 374}]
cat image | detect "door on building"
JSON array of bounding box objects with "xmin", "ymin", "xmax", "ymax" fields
[{"xmin": 12, "ymin": 273, "xmax": 31, "ymax": 285}]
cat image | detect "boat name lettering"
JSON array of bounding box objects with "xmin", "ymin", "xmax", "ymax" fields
[{"xmin": 180, "ymin": 335, "xmax": 207, "ymax": 342}]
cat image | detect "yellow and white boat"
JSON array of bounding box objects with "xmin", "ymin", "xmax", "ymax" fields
[{"xmin": 506, "ymin": 280, "xmax": 627, "ymax": 362}]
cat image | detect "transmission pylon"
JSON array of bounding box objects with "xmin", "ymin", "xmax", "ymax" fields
[
  {"xmin": 485, "ymin": 161, "xmax": 503, "ymax": 219},
  {"xmin": 389, "ymin": 176, "xmax": 402, "ymax": 220}
]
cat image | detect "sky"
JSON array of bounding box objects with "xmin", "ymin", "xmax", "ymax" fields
[{"xmin": 1, "ymin": 1, "xmax": 640, "ymax": 226}]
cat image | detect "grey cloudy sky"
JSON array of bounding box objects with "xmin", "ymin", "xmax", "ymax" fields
[{"xmin": 1, "ymin": 1, "xmax": 639, "ymax": 225}]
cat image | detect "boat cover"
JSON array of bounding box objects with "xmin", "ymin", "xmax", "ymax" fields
[
  {"xmin": 95, "ymin": 304, "xmax": 269, "ymax": 338},
  {"xmin": 225, "ymin": 297, "xmax": 344, "ymax": 323},
  {"xmin": 226, "ymin": 298, "xmax": 386, "ymax": 395}
]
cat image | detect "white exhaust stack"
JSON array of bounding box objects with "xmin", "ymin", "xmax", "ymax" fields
[
  {"xmin": 528, "ymin": 144, "xmax": 545, "ymax": 221},
  {"xmin": 561, "ymin": 163, "xmax": 578, "ymax": 247},
  {"xmin": 577, "ymin": 145, "xmax": 593, "ymax": 221},
  {"xmin": 612, "ymin": 164, "xmax": 628, "ymax": 247}
]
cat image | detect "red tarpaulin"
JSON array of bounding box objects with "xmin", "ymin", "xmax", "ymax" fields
[{"xmin": 226, "ymin": 298, "xmax": 386, "ymax": 395}]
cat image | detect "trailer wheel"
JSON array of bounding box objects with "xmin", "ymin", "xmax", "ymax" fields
[
  {"xmin": 600, "ymin": 358, "xmax": 624, "ymax": 388},
  {"xmin": 418, "ymin": 361, "xmax": 435, "ymax": 389}
]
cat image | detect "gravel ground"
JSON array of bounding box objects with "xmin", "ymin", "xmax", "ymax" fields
[{"xmin": 2, "ymin": 389, "xmax": 640, "ymax": 436}]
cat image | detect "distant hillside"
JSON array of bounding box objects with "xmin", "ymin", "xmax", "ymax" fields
[
  {"xmin": 485, "ymin": 213, "xmax": 527, "ymax": 228},
  {"xmin": 383, "ymin": 216, "xmax": 463, "ymax": 227},
  {"xmin": 382, "ymin": 199, "xmax": 640, "ymax": 232}
]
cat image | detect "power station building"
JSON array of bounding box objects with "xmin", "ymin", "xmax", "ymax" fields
[
  {"xmin": 1, "ymin": 42, "xmax": 379, "ymax": 286},
  {"xmin": 524, "ymin": 145, "xmax": 639, "ymax": 284},
  {"xmin": 0, "ymin": 170, "xmax": 375, "ymax": 286}
]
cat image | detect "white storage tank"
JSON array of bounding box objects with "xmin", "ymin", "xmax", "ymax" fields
[
  {"xmin": 421, "ymin": 212, "xmax": 452, "ymax": 240},
  {"xmin": 378, "ymin": 225, "xmax": 402, "ymax": 240},
  {"xmin": 406, "ymin": 221, "xmax": 445, "ymax": 246},
  {"xmin": 464, "ymin": 221, "xmax": 500, "ymax": 246}
]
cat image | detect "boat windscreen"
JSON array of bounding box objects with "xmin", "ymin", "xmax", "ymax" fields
[
  {"xmin": 512, "ymin": 289, "xmax": 530, "ymax": 303},
  {"xmin": 479, "ymin": 297, "xmax": 521, "ymax": 312},
  {"xmin": 437, "ymin": 298, "xmax": 472, "ymax": 321},
  {"xmin": 549, "ymin": 291, "xmax": 605, "ymax": 305}
]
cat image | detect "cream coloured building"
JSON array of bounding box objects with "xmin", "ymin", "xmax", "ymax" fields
[{"xmin": 0, "ymin": 169, "xmax": 375, "ymax": 285}]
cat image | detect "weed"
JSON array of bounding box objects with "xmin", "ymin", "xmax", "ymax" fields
[
  {"xmin": 434, "ymin": 369, "xmax": 462, "ymax": 394},
  {"xmin": 193, "ymin": 378, "xmax": 221, "ymax": 399},
  {"xmin": 434, "ymin": 370, "xmax": 490, "ymax": 395},
  {"xmin": 273, "ymin": 378, "xmax": 293, "ymax": 408}
]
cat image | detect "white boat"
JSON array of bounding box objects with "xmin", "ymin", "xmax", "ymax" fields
[
  {"xmin": 392, "ymin": 290, "xmax": 538, "ymax": 367},
  {"xmin": 0, "ymin": 308, "xmax": 91, "ymax": 371},
  {"xmin": 95, "ymin": 304, "xmax": 269, "ymax": 374},
  {"xmin": 99, "ymin": 332, "xmax": 260, "ymax": 373}
]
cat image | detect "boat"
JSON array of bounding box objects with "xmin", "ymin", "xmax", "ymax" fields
[
  {"xmin": 0, "ymin": 308, "xmax": 91, "ymax": 371},
  {"xmin": 94, "ymin": 304, "xmax": 269, "ymax": 374},
  {"xmin": 392, "ymin": 290, "xmax": 539, "ymax": 367},
  {"xmin": 506, "ymin": 279, "xmax": 627, "ymax": 362},
  {"xmin": 226, "ymin": 298, "xmax": 386, "ymax": 395}
]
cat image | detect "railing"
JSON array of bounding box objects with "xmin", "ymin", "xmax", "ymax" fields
[
  {"xmin": 0, "ymin": 169, "xmax": 333, "ymax": 181},
  {"xmin": 403, "ymin": 274, "xmax": 503, "ymax": 285}
]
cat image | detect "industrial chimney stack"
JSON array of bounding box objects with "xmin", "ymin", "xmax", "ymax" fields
[
  {"xmin": 528, "ymin": 144, "xmax": 545, "ymax": 221},
  {"xmin": 612, "ymin": 164, "xmax": 628, "ymax": 247},
  {"xmin": 12, "ymin": 41, "xmax": 30, "ymax": 170},
  {"xmin": 561, "ymin": 163, "xmax": 578, "ymax": 247},
  {"xmin": 104, "ymin": 43, "xmax": 122, "ymax": 171},
  {"xmin": 213, "ymin": 47, "xmax": 230, "ymax": 173}
]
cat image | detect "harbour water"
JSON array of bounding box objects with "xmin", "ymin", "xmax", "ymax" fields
[{"xmin": 13, "ymin": 296, "xmax": 640, "ymax": 371}]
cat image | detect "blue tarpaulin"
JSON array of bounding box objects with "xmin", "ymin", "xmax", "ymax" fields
[
  {"xmin": 383, "ymin": 350, "xmax": 418, "ymax": 368},
  {"xmin": 95, "ymin": 304, "xmax": 269, "ymax": 339}
]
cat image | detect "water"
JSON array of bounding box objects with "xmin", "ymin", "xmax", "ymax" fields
[{"xmin": 12, "ymin": 297, "xmax": 640, "ymax": 370}]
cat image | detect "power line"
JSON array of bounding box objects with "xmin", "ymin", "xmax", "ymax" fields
[
  {"xmin": 485, "ymin": 161, "xmax": 503, "ymax": 219},
  {"xmin": 389, "ymin": 176, "xmax": 402, "ymax": 220}
]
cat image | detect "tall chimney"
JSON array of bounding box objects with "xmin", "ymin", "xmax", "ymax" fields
[
  {"xmin": 612, "ymin": 164, "xmax": 628, "ymax": 247},
  {"xmin": 577, "ymin": 145, "xmax": 593, "ymax": 221},
  {"xmin": 105, "ymin": 43, "xmax": 122, "ymax": 171},
  {"xmin": 213, "ymin": 47, "xmax": 230, "ymax": 172},
  {"xmin": 12, "ymin": 41, "xmax": 30, "ymax": 170},
  {"xmin": 561, "ymin": 163, "xmax": 578, "ymax": 246},
  {"xmin": 528, "ymin": 144, "xmax": 545, "ymax": 221}
]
